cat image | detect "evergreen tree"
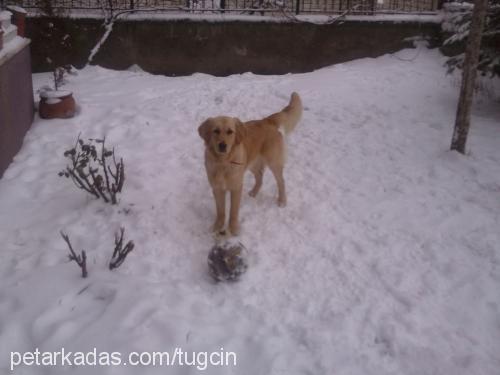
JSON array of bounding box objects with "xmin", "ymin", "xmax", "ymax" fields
[
  {"xmin": 451, "ymin": 0, "xmax": 490, "ymax": 154},
  {"xmin": 443, "ymin": 0, "xmax": 500, "ymax": 77}
]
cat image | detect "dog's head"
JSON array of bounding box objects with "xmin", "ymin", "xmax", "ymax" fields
[{"xmin": 198, "ymin": 116, "xmax": 246, "ymax": 156}]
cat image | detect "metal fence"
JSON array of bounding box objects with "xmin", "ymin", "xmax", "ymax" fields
[{"xmin": 3, "ymin": 0, "xmax": 439, "ymax": 14}]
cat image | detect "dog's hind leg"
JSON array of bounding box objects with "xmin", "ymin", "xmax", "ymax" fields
[
  {"xmin": 249, "ymin": 158, "xmax": 265, "ymax": 198},
  {"xmin": 269, "ymin": 163, "xmax": 286, "ymax": 207}
]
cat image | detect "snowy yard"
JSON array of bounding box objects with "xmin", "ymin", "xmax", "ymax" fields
[{"xmin": 0, "ymin": 46, "xmax": 499, "ymax": 374}]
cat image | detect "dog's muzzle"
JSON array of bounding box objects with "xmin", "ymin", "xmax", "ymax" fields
[{"xmin": 218, "ymin": 142, "xmax": 227, "ymax": 153}]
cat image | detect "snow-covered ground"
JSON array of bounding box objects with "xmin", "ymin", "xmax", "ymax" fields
[{"xmin": 1, "ymin": 47, "xmax": 499, "ymax": 374}]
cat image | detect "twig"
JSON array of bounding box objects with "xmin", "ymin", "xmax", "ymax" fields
[
  {"xmin": 109, "ymin": 227, "xmax": 135, "ymax": 270},
  {"xmin": 88, "ymin": 167, "xmax": 110, "ymax": 202},
  {"xmin": 116, "ymin": 158, "xmax": 125, "ymax": 193},
  {"xmin": 67, "ymin": 168, "xmax": 100, "ymax": 197},
  {"xmin": 60, "ymin": 231, "xmax": 88, "ymax": 278},
  {"xmin": 59, "ymin": 136, "xmax": 125, "ymax": 204},
  {"xmin": 101, "ymin": 137, "xmax": 113, "ymax": 200}
]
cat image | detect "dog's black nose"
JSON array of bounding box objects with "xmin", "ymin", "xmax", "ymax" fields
[{"xmin": 218, "ymin": 142, "xmax": 227, "ymax": 152}]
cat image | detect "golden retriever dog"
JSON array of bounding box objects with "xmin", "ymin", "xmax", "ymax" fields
[{"xmin": 198, "ymin": 92, "xmax": 302, "ymax": 236}]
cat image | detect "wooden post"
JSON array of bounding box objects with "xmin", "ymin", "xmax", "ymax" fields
[{"xmin": 450, "ymin": 0, "xmax": 489, "ymax": 154}]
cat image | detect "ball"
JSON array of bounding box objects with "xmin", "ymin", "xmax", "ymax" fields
[{"xmin": 208, "ymin": 241, "xmax": 248, "ymax": 282}]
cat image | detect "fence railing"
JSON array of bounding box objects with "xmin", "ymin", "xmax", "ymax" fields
[{"xmin": 3, "ymin": 0, "xmax": 440, "ymax": 15}]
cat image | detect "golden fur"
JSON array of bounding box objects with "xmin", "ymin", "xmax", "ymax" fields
[{"xmin": 198, "ymin": 92, "xmax": 302, "ymax": 235}]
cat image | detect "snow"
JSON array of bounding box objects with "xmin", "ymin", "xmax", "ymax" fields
[
  {"xmin": 87, "ymin": 22, "xmax": 114, "ymax": 65},
  {"xmin": 26, "ymin": 10, "xmax": 443, "ymax": 24},
  {"xmin": 6, "ymin": 5, "xmax": 28, "ymax": 15},
  {"xmin": 0, "ymin": 35, "xmax": 29, "ymax": 64},
  {"xmin": 40, "ymin": 90, "xmax": 73, "ymax": 99},
  {"xmin": 45, "ymin": 98, "xmax": 63, "ymax": 104},
  {"xmin": 0, "ymin": 10, "xmax": 12, "ymax": 22},
  {"xmin": 1, "ymin": 47, "xmax": 499, "ymax": 374}
]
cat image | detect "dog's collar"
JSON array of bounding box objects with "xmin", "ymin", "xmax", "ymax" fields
[{"xmin": 207, "ymin": 146, "xmax": 244, "ymax": 165}]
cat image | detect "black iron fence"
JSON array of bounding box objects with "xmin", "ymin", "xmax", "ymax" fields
[{"xmin": 3, "ymin": 0, "xmax": 440, "ymax": 14}]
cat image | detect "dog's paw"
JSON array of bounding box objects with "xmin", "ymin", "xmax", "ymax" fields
[
  {"xmin": 229, "ymin": 222, "xmax": 240, "ymax": 236},
  {"xmin": 213, "ymin": 230, "xmax": 228, "ymax": 241},
  {"xmin": 277, "ymin": 198, "xmax": 287, "ymax": 207},
  {"xmin": 248, "ymin": 189, "xmax": 258, "ymax": 198},
  {"xmin": 212, "ymin": 219, "xmax": 225, "ymax": 233}
]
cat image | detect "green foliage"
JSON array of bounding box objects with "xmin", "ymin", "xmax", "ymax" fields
[{"xmin": 443, "ymin": 0, "xmax": 500, "ymax": 77}]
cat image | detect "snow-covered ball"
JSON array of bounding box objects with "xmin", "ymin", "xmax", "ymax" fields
[{"xmin": 208, "ymin": 241, "xmax": 248, "ymax": 282}]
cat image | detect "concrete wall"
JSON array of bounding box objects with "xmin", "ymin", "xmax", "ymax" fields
[
  {"xmin": 26, "ymin": 17, "xmax": 441, "ymax": 76},
  {"xmin": 0, "ymin": 42, "xmax": 34, "ymax": 178}
]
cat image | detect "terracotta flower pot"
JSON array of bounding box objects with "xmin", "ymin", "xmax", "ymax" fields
[{"xmin": 39, "ymin": 90, "xmax": 76, "ymax": 119}]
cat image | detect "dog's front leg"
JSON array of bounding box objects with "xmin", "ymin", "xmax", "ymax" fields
[
  {"xmin": 229, "ymin": 186, "xmax": 242, "ymax": 235},
  {"xmin": 212, "ymin": 188, "xmax": 226, "ymax": 233}
]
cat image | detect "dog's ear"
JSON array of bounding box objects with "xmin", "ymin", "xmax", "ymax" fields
[
  {"xmin": 198, "ymin": 118, "xmax": 213, "ymax": 144},
  {"xmin": 234, "ymin": 118, "xmax": 247, "ymax": 145}
]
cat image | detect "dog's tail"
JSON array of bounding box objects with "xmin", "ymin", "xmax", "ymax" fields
[{"xmin": 266, "ymin": 92, "xmax": 302, "ymax": 135}]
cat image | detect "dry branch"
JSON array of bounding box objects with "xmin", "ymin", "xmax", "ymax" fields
[
  {"xmin": 59, "ymin": 136, "xmax": 125, "ymax": 204},
  {"xmin": 60, "ymin": 231, "xmax": 88, "ymax": 278},
  {"xmin": 109, "ymin": 227, "xmax": 135, "ymax": 270}
]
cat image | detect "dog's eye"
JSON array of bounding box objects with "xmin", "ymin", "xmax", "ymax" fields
[
  {"xmin": 214, "ymin": 129, "xmax": 221, "ymax": 135},
  {"xmin": 227, "ymin": 130, "xmax": 234, "ymax": 135}
]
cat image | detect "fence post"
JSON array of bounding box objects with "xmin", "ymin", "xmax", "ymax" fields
[
  {"xmin": 295, "ymin": 0, "xmax": 300, "ymax": 14},
  {"xmin": 220, "ymin": 0, "xmax": 225, "ymax": 13},
  {"xmin": 130, "ymin": 0, "xmax": 135, "ymax": 10}
]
